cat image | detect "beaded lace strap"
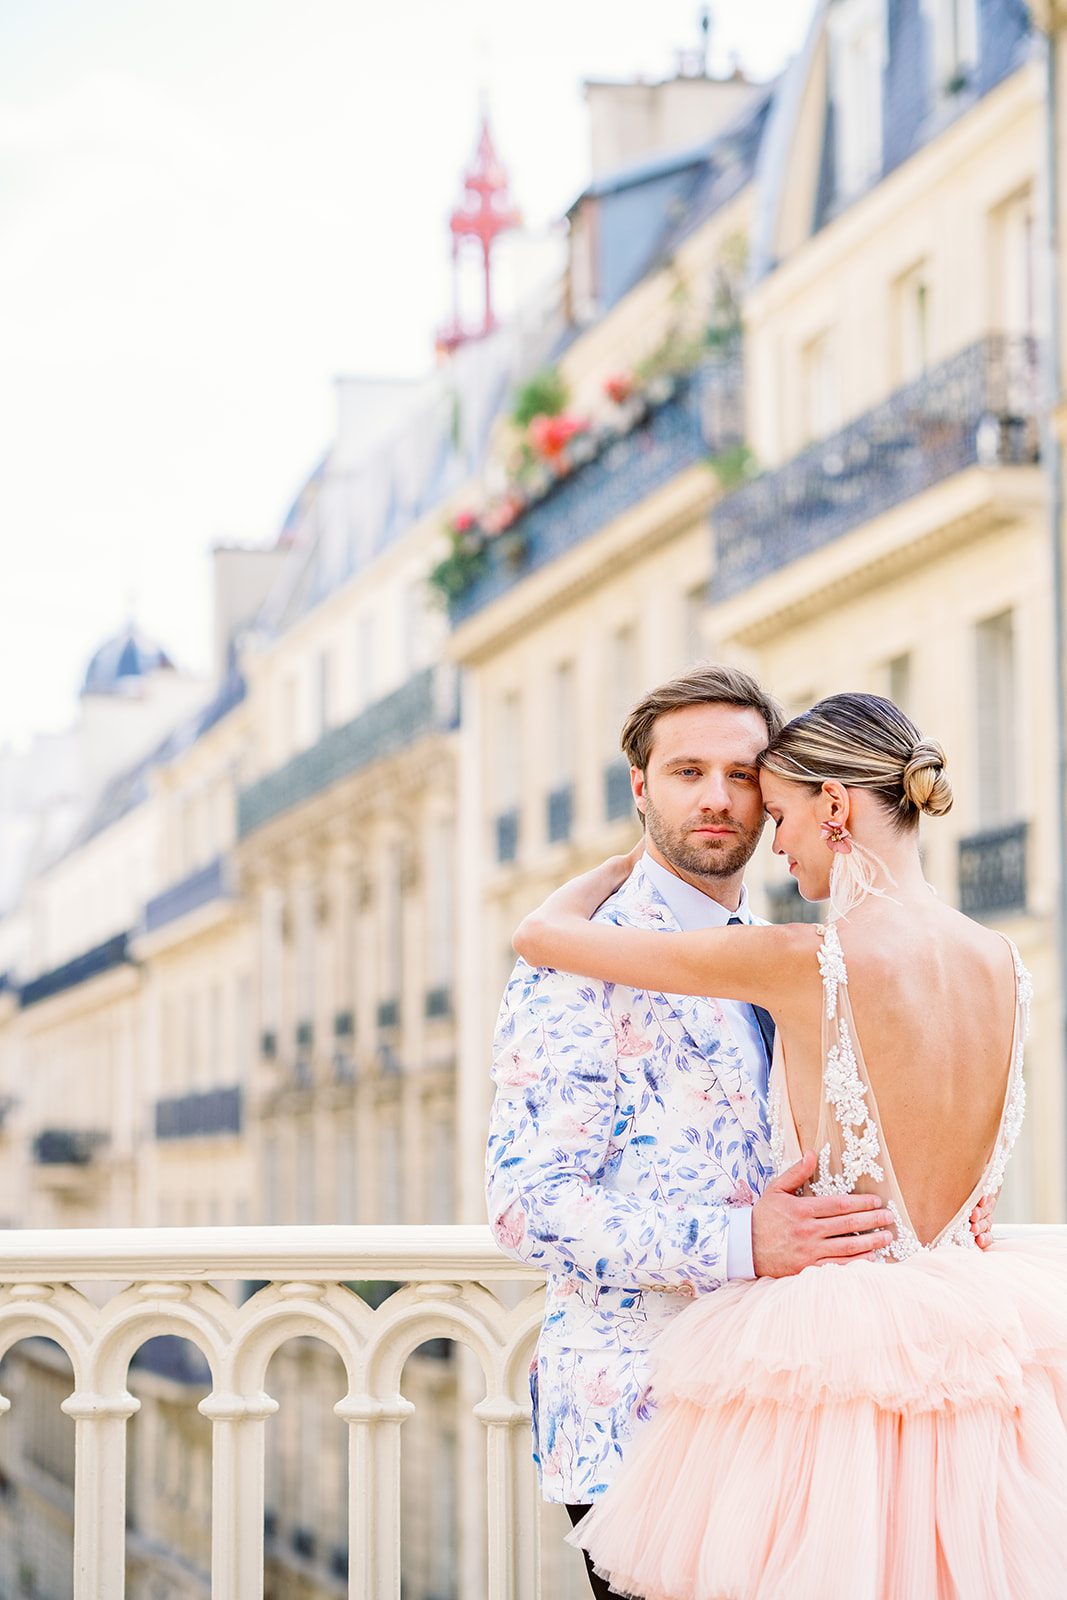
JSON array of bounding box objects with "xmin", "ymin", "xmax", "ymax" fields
[
  {"xmin": 980, "ymin": 941, "xmax": 1031, "ymax": 1204},
  {"xmin": 811, "ymin": 924, "xmax": 885, "ymax": 1199}
]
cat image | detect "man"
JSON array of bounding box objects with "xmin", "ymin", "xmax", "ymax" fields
[{"xmin": 485, "ymin": 664, "xmax": 989, "ymax": 1599}]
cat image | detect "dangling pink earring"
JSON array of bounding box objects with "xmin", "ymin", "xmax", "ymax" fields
[{"xmin": 821, "ymin": 820, "xmax": 853, "ymax": 855}]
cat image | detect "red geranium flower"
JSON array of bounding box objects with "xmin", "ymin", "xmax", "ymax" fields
[{"xmin": 528, "ymin": 412, "xmax": 589, "ymax": 460}]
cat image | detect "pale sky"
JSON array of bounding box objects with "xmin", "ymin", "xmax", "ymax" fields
[{"xmin": 0, "ymin": 0, "xmax": 813, "ymax": 746}]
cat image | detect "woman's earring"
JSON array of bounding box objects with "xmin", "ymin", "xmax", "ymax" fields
[{"xmin": 821, "ymin": 820, "xmax": 853, "ymax": 855}]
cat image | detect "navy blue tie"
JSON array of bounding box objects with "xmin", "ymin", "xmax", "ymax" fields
[{"xmin": 728, "ymin": 914, "xmax": 776, "ymax": 1067}]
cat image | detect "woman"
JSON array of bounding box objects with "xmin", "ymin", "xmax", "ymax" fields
[{"xmin": 513, "ymin": 693, "xmax": 1067, "ymax": 1600}]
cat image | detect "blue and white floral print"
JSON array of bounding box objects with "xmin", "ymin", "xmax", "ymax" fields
[{"xmin": 486, "ymin": 861, "xmax": 774, "ymax": 1503}]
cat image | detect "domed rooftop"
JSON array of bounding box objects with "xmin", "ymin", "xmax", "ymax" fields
[{"xmin": 82, "ymin": 624, "xmax": 175, "ymax": 697}]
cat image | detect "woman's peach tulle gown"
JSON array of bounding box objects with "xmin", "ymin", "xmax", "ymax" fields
[{"xmin": 570, "ymin": 924, "xmax": 1067, "ymax": 1600}]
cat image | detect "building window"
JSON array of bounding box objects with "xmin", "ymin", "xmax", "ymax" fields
[
  {"xmin": 886, "ymin": 652, "xmax": 912, "ymax": 714},
  {"xmin": 379, "ymin": 1121, "xmax": 403, "ymax": 1225},
  {"xmin": 551, "ymin": 660, "xmax": 576, "ymax": 782},
  {"xmin": 494, "ymin": 690, "xmax": 522, "ymax": 863},
  {"xmin": 926, "ymin": 0, "xmax": 978, "ymax": 96},
  {"xmin": 431, "ymin": 1118, "xmax": 454, "ymax": 1224},
  {"xmin": 426, "ymin": 816, "xmax": 455, "ymax": 995},
  {"xmin": 296, "ymin": 1121, "xmax": 316, "ymax": 1225},
  {"xmin": 975, "ymin": 610, "xmax": 1017, "ymax": 826},
  {"xmin": 380, "ymin": 845, "xmax": 404, "ymax": 1011},
  {"xmin": 891, "ymin": 264, "xmax": 930, "ymax": 386},
  {"xmin": 989, "ymin": 189, "xmax": 1036, "ymax": 339},
  {"xmin": 828, "ymin": 0, "xmax": 886, "ymax": 201},
  {"xmin": 316, "ymin": 648, "xmax": 334, "ymax": 737},
  {"xmin": 281, "ymin": 674, "xmax": 299, "ymax": 758},
  {"xmin": 356, "ymin": 613, "xmax": 376, "ymax": 710},
  {"xmin": 800, "ymin": 330, "xmax": 841, "ymax": 445},
  {"xmin": 682, "ymin": 584, "xmax": 706, "ymax": 667},
  {"xmin": 606, "ymin": 623, "xmax": 638, "ymax": 747},
  {"xmin": 336, "ymin": 1121, "xmax": 357, "ymax": 1224}
]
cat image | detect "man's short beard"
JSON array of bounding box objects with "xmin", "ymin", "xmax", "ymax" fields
[{"xmin": 644, "ymin": 793, "xmax": 763, "ymax": 881}]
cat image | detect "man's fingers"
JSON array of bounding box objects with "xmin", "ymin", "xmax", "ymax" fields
[
  {"xmin": 798, "ymin": 1189, "xmax": 883, "ymax": 1218},
  {"xmin": 819, "ymin": 1230, "xmax": 893, "ymax": 1261},
  {"xmin": 771, "ymin": 1151, "xmax": 817, "ymax": 1193},
  {"xmin": 817, "ymin": 1208, "xmax": 894, "ymax": 1239}
]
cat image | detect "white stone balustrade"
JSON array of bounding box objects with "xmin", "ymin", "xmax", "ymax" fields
[
  {"xmin": 0, "ymin": 1224, "xmax": 545, "ymax": 1600},
  {"xmin": 1, "ymin": 1223, "xmax": 1062, "ymax": 1599}
]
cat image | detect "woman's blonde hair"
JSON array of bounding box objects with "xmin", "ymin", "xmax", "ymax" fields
[{"xmin": 759, "ymin": 692, "xmax": 953, "ymax": 829}]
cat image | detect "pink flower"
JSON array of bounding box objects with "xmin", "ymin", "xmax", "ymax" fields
[
  {"xmin": 820, "ymin": 820, "xmax": 853, "ymax": 855},
  {"xmin": 603, "ymin": 372, "xmax": 635, "ymax": 405},
  {"xmin": 582, "ymin": 1369, "xmax": 622, "ymax": 1407},
  {"xmin": 497, "ymin": 1050, "xmax": 541, "ymax": 1088},
  {"xmin": 730, "ymin": 1178, "xmax": 755, "ymax": 1206},
  {"xmin": 528, "ymin": 412, "xmax": 589, "ymax": 460},
  {"xmin": 494, "ymin": 1206, "xmax": 526, "ymax": 1252},
  {"xmin": 451, "ymin": 509, "xmax": 477, "ymax": 534},
  {"xmin": 613, "ymin": 1013, "xmax": 652, "ymax": 1058}
]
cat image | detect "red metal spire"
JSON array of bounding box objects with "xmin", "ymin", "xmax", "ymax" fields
[{"xmin": 436, "ymin": 115, "xmax": 522, "ymax": 358}]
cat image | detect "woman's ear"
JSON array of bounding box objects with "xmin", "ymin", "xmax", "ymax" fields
[{"xmin": 816, "ymin": 780, "xmax": 851, "ymax": 827}]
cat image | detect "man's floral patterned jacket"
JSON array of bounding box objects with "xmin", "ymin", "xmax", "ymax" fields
[{"xmin": 485, "ymin": 860, "xmax": 774, "ymax": 1503}]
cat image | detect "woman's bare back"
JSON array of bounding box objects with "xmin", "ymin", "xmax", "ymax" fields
[{"xmin": 777, "ymin": 902, "xmax": 1020, "ymax": 1246}]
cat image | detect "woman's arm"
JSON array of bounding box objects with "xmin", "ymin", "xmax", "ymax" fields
[{"xmin": 513, "ymin": 854, "xmax": 813, "ymax": 1009}]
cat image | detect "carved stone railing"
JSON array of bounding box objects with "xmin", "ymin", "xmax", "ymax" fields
[{"xmin": 0, "ymin": 1225, "xmax": 544, "ymax": 1600}]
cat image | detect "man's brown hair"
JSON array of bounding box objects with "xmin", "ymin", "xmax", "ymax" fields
[{"xmin": 620, "ymin": 662, "xmax": 786, "ymax": 770}]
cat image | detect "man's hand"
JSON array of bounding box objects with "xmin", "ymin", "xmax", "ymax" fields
[
  {"xmin": 751, "ymin": 1152, "xmax": 895, "ymax": 1277},
  {"xmin": 970, "ymin": 1192, "xmax": 995, "ymax": 1251}
]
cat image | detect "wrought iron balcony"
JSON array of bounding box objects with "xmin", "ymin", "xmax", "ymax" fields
[
  {"xmin": 604, "ymin": 757, "xmax": 633, "ymax": 822},
  {"xmin": 959, "ymin": 821, "xmax": 1029, "ymax": 917},
  {"xmin": 495, "ymin": 808, "xmax": 519, "ymax": 864},
  {"xmin": 32, "ymin": 1129, "xmax": 109, "ymax": 1166},
  {"xmin": 143, "ymin": 855, "xmax": 230, "ymax": 934},
  {"xmin": 154, "ymin": 1086, "xmax": 242, "ymax": 1141},
  {"xmin": 19, "ymin": 933, "xmax": 132, "ymax": 1010},
  {"xmin": 763, "ymin": 881, "xmax": 825, "ymax": 925},
  {"xmin": 0, "ymin": 1222, "xmax": 1053, "ymax": 1599},
  {"xmin": 546, "ymin": 783, "xmax": 574, "ymax": 844},
  {"xmin": 237, "ymin": 667, "xmax": 459, "ymax": 838},
  {"xmin": 449, "ymin": 359, "xmax": 743, "ymax": 624},
  {"xmin": 424, "ymin": 985, "xmax": 452, "ymax": 1019},
  {"xmin": 713, "ymin": 335, "xmax": 1039, "ymax": 601}
]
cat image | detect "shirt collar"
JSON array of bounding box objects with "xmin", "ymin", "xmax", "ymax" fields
[{"xmin": 641, "ymin": 854, "xmax": 752, "ymax": 932}]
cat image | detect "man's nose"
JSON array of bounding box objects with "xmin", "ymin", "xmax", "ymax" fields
[{"xmin": 697, "ymin": 776, "xmax": 732, "ymax": 813}]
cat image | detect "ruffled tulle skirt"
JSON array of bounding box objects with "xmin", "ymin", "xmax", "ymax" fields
[{"xmin": 569, "ymin": 1239, "xmax": 1067, "ymax": 1600}]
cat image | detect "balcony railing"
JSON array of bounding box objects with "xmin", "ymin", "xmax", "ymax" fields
[
  {"xmin": 959, "ymin": 820, "xmax": 1029, "ymax": 917},
  {"xmin": 19, "ymin": 933, "xmax": 132, "ymax": 1010},
  {"xmin": 603, "ymin": 757, "xmax": 633, "ymax": 822},
  {"xmin": 546, "ymin": 783, "xmax": 574, "ymax": 844},
  {"xmin": 32, "ymin": 1129, "xmax": 109, "ymax": 1165},
  {"xmin": 449, "ymin": 359, "xmax": 743, "ymax": 624},
  {"xmin": 713, "ymin": 335, "xmax": 1039, "ymax": 600},
  {"xmin": 495, "ymin": 808, "xmax": 519, "ymax": 864},
  {"xmin": 154, "ymin": 1086, "xmax": 242, "ymax": 1141},
  {"xmin": 143, "ymin": 856, "xmax": 231, "ymax": 935},
  {"xmin": 0, "ymin": 1225, "xmax": 545, "ymax": 1600},
  {"xmin": 237, "ymin": 667, "xmax": 459, "ymax": 839},
  {"xmin": 763, "ymin": 881, "xmax": 825, "ymax": 925}
]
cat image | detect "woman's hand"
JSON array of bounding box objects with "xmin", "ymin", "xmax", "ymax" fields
[{"xmin": 514, "ymin": 840, "xmax": 644, "ymax": 964}]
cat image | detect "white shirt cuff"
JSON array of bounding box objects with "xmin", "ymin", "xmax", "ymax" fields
[{"xmin": 726, "ymin": 1205, "xmax": 755, "ymax": 1281}]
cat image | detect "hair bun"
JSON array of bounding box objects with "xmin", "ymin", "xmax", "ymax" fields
[{"xmin": 902, "ymin": 739, "xmax": 953, "ymax": 817}]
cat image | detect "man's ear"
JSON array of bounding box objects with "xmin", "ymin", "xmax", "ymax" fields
[{"xmin": 631, "ymin": 767, "xmax": 647, "ymax": 817}]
